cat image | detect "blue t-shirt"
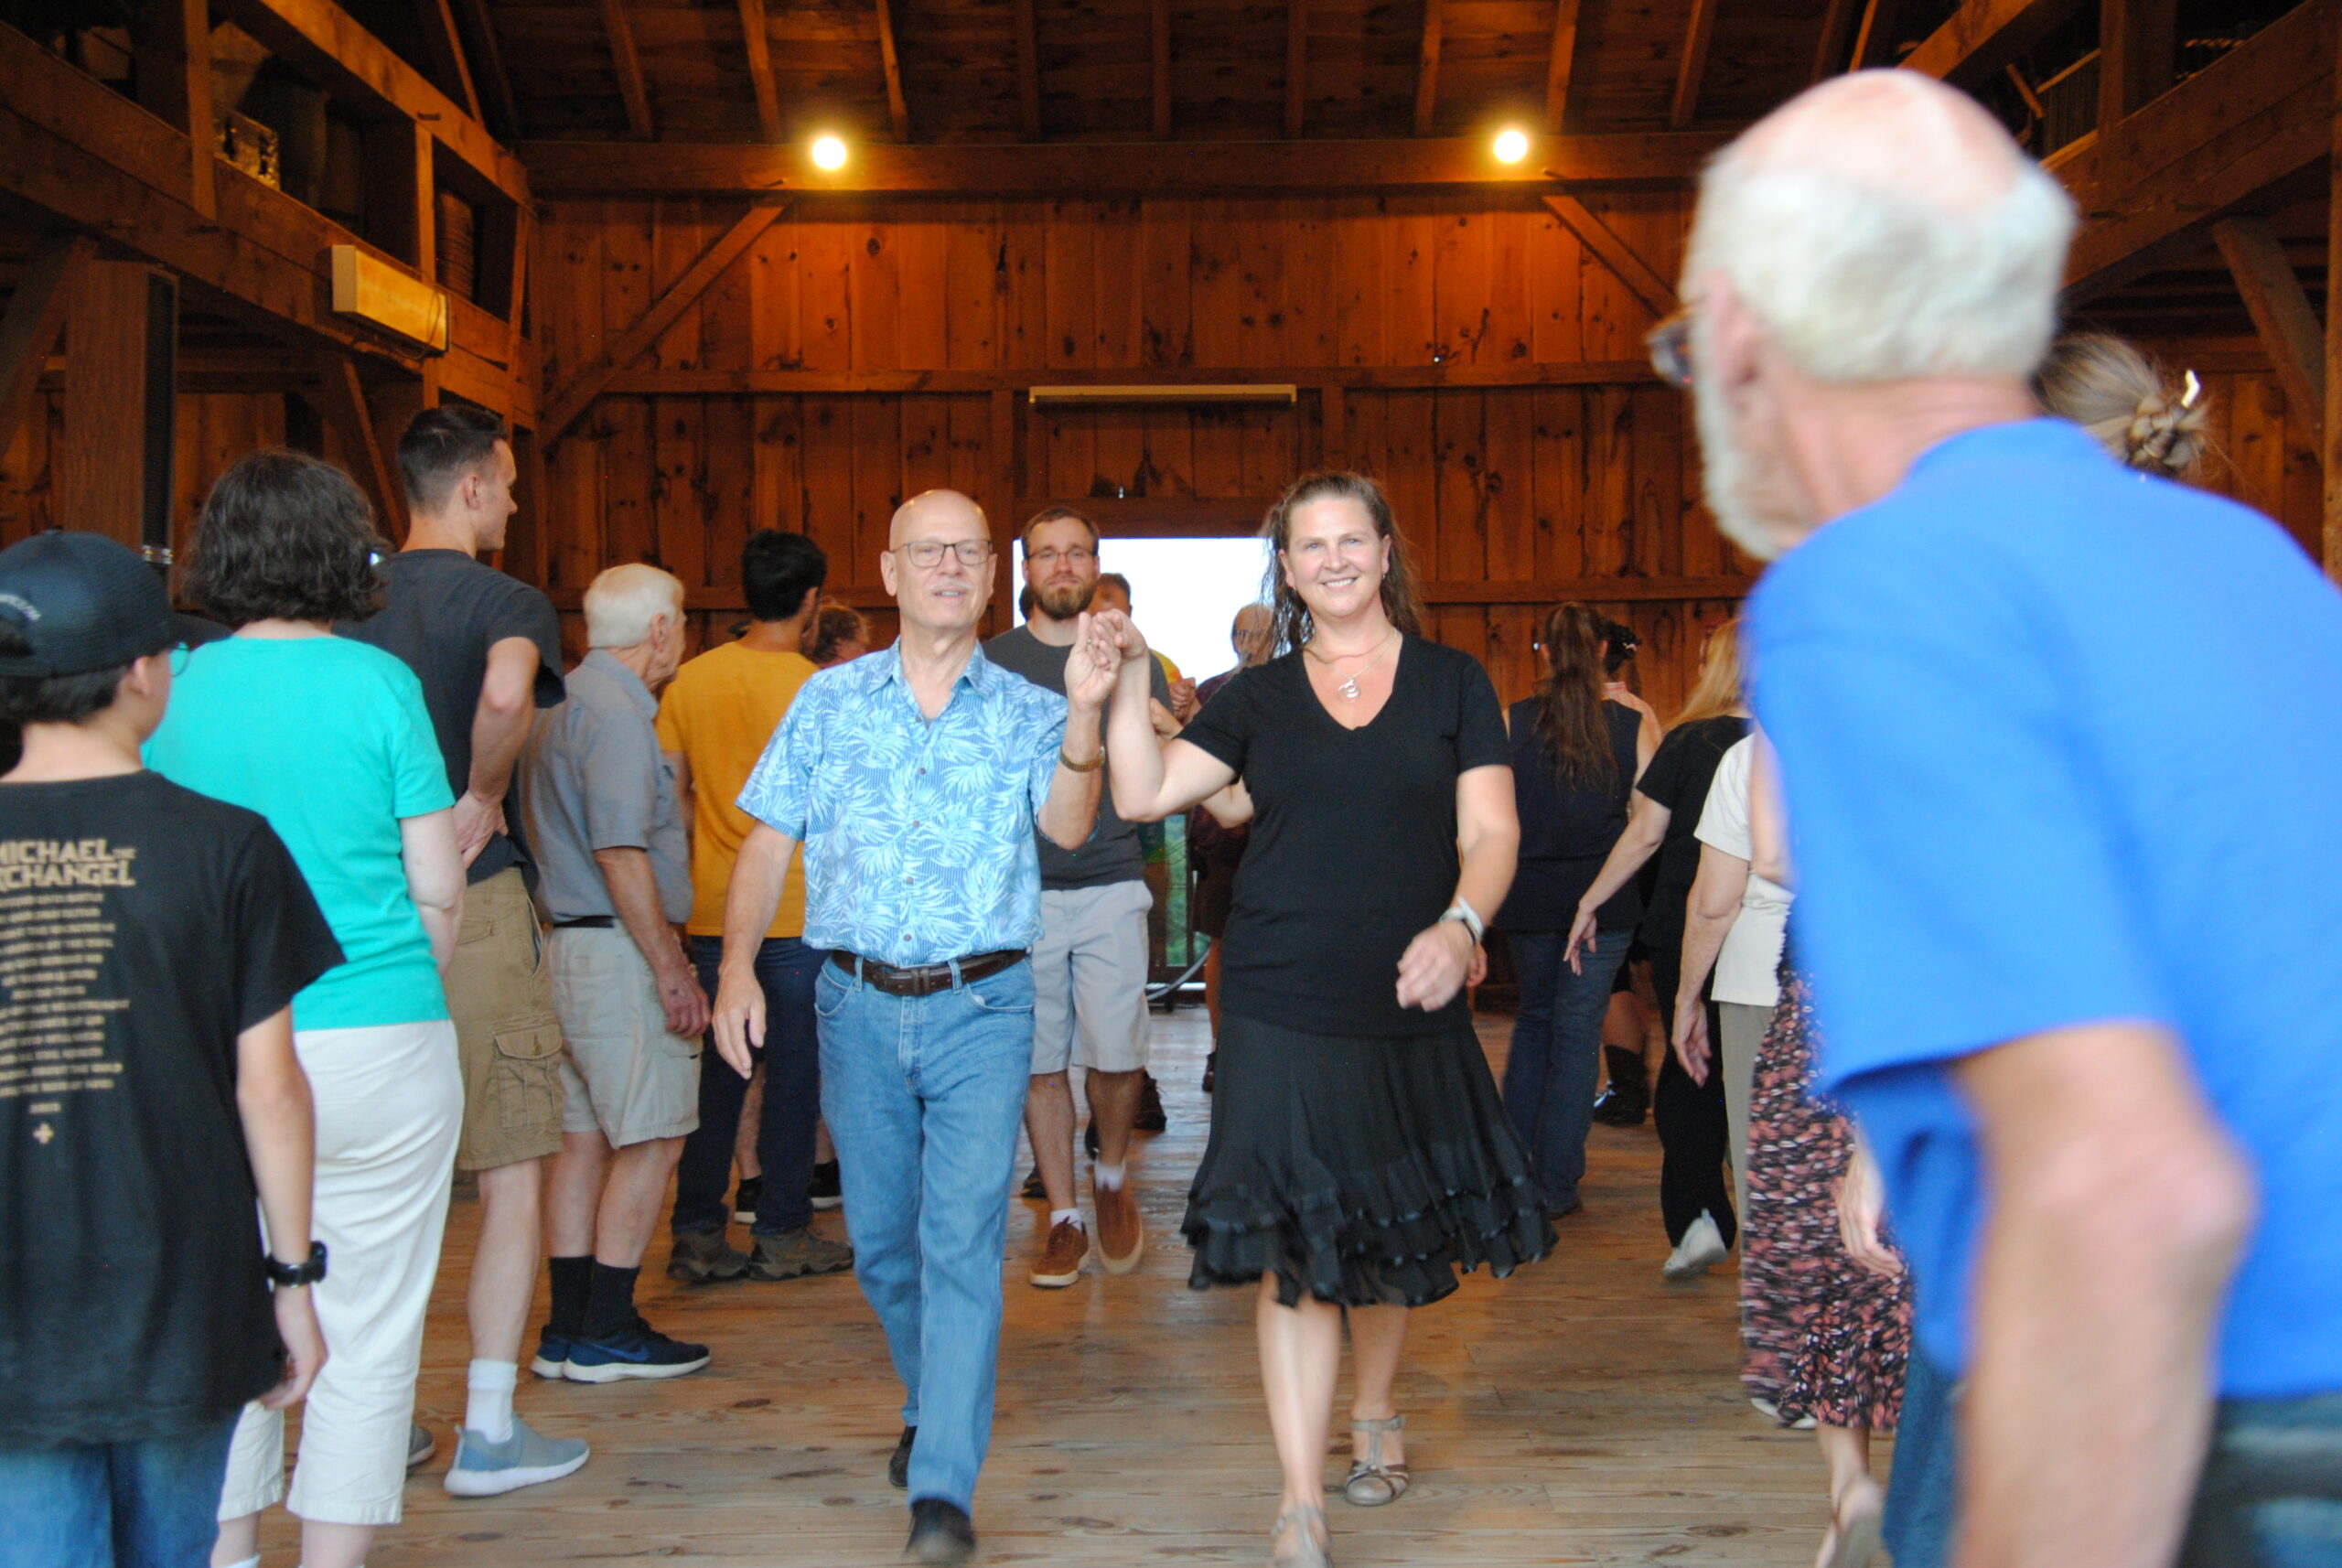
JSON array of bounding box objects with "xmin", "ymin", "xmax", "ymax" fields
[
  {"xmin": 146, "ymin": 636, "xmax": 455, "ymax": 1031},
  {"xmin": 1750, "ymin": 418, "xmax": 2342, "ymax": 1400}
]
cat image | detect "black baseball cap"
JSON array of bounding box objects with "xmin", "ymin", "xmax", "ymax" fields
[{"xmin": 0, "ymin": 532, "xmax": 177, "ymax": 677}]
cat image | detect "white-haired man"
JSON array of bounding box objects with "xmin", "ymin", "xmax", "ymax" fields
[
  {"xmin": 1679, "ymin": 71, "xmax": 2342, "ymax": 1568},
  {"xmin": 715, "ymin": 490, "xmax": 1111, "ymax": 1565},
  {"xmin": 521, "ymin": 564, "xmax": 713, "ymax": 1384}
]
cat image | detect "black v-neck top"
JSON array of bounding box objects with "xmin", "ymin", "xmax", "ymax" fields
[{"xmin": 1176, "ymin": 637, "xmax": 1511, "ymax": 1036}]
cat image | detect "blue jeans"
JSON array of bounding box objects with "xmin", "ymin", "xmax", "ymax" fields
[
  {"xmin": 0, "ymin": 1416, "xmax": 236, "ymax": 1568},
  {"xmin": 1883, "ymin": 1337, "xmax": 1959, "ymax": 1568},
  {"xmin": 1501, "ymin": 926, "xmax": 1631, "ymax": 1211},
  {"xmin": 816, "ymin": 955, "xmax": 1036, "ymax": 1513},
  {"xmin": 2184, "ymin": 1392, "xmax": 2342, "ymax": 1568},
  {"xmin": 674, "ymin": 936, "xmax": 824, "ymax": 1238}
]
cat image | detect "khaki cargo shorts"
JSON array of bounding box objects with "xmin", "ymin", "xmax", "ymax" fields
[
  {"xmin": 445, "ymin": 866, "xmax": 569, "ymax": 1172},
  {"xmin": 548, "ymin": 923, "xmax": 703, "ymax": 1148}
]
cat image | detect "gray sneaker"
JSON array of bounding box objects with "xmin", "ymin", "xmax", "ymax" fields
[
  {"xmin": 746, "ymin": 1225, "xmax": 854, "ymax": 1280},
  {"xmin": 405, "ymin": 1421, "xmax": 435, "ymax": 1470},
  {"xmin": 666, "ymin": 1228, "xmax": 749, "ymax": 1283},
  {"xmin": 443, "ymin": 1416, "xmax": 591, "ymax": 1498}
]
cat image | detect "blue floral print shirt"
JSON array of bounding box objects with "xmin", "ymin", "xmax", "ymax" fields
[{"xmin": 736, "ymin": 642, "xmax": 1069, "ymax": 966}]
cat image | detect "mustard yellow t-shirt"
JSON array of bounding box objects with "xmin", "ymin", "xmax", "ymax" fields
[{"xmin": 655, "ymin": 640, "xmax": 817, "ymax": 938}]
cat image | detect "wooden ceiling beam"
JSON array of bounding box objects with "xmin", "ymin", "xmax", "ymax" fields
[
  {"xmin": 602, "ymin": 0, "xmax": 654, "ymax": 139},
  {"xmin": 874, "ymin": 0, "xmax": 911, "ymax": 141},
  {"xmin": 541, "ymin": 200, "xmax": 789, "ymax": 440},
  {"xmin": 0, "ymin": 234, "xmax": 93, "ymax": 464},
  {"xmin": 1542, "ymin": 192, "xmax": 1678, "ymax": 318},
  {"xmin": 1284, "ymin": 0, "xmax": 1307, "ymax": 139},
  {"xmin": 1413, "ymin": 0, "xmax": 1443, "ymax": 135},
  {"xmin": 2212, "ymin": 215, "xmax": 2323, "ymax": 425},
  {"xmin": 1015, "ymin": 0, "xmax": 1043, "ymax": 140},
  {"xmin": 1902, "ymin": 0, "xmax": 2089, "ymax": 85},
  {"xmin": 1544, "ymin": 0, "xmax": 1582, "ymax": 130},
  {"xmin": 515, "ymin": 132, "xmax": 1727, "ymax": 196},
  {"xmin": 601, "ymin": 360, "xmax": 1662, "ymax": 394},
  {"xmin": 1670, "ymin": 0, "xmax": 1718, "ymax": 129},
  {"xmin": 1152, "ymin": 0, "xmax": 1173, "ymax": 137},
  {"xmin": 413, "ymin": 0, "xmax": 483, "ymax": 124},
  {"xmin": 736, "ymin": 0, "xmax": 785, "ymax": 142},
  {"xmin": 446, "ymin": 0, "xmax": 521, "ymax": 138}
]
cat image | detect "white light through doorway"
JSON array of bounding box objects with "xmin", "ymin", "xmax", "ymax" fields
[{"xmin": 1014, "ymin": 535, "xmax": 1272, "ymax": 685}]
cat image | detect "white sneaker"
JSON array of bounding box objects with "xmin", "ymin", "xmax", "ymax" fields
[{"xmin": 1662, "ymin": 1212, "xmax": 1729, "ymax": 1280}]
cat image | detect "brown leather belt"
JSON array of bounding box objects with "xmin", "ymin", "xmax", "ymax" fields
[{"xmin": 830, "ymin": 948, "xmax": 1027, "ymax": 998}]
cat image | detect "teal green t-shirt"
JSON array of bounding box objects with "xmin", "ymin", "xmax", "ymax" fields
[{"xmin": 145, "ymin": 635, "xmax": 455, "ymax": 1031}]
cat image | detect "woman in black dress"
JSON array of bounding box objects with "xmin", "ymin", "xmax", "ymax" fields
[{"xmin": 1094, "ymin": 471, "xmax": 1547, "ymax": 1568}]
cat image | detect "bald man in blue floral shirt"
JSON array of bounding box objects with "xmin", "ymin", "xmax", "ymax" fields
[{"xmin": 714, "ymin": 489, "xmax": 1114, "ymax": 1565}]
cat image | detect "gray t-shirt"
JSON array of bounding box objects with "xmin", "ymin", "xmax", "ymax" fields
[
  {"xmin": 984, "ymin": 623, "xmax": 1169, "ymax": 890},
  {"xmin": 519, "ymin": 649, "xmax": 693, "ymax": 923}
]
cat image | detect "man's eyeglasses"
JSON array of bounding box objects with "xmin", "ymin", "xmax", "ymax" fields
[
  {"xmin": 1026, "ymin": 546, "xmax": 1095, "ymax": 567},
  {"xmin": 1647, "ymin": 310, "xmax": 1692, "ymax": 390},
  {"xmin": 896, "ymin": 539, "xmax": 994, "ymax": 569}
]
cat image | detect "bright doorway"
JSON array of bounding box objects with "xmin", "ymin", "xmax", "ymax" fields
[{"xmin": 1013, "ymin": 534, "xmax": 1272, "ymax": 685}]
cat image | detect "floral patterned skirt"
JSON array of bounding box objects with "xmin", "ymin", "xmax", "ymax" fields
[{"xmin": 1739, "ymin": 960, "xmax": 1912, "ymax": 1430}]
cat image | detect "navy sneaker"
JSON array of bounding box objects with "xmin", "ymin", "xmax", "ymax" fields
[
  {"xmin": 563, "ymin": 1317, "xmax": 711, "ymax": 1383},
  {"xmin": 530, "ymin": 1328, "xmax": 575, "ymax": 1380}
]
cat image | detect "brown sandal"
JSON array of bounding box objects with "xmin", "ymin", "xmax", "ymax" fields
[{"xmin": 1342, "ymin": 1415, "xmax": 1410, "ymax": 1507}]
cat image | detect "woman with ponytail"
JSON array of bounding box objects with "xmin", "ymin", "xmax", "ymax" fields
[
  {"xmin": 2033, "ymin": 334, "xmax": 2209, "ymax": 480},
  {"xmin": 1493, "ymin": 602, "xmax": 1657, "ymax": 1218}
]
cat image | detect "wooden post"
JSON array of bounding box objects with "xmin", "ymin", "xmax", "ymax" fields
[
  {"xmin": 989, "ymin": 389, "xmax": 1019, "ymax": 633},
  {"xmin": 2099, "ymin": 0, "xmax": 2174, "ymax": 134},
  {"xmin": 131, "ymin": 0, "xmax": 216, "ymax": 218},
  {"xmin": 0, "ymin": 235, "xmax": 92, "ymax": 465},
  {"xmin": 2213, "ymin": 216, "xmax": 2323, "ymax": 428},
  {"xmin": 1413, "ymin": 0, "xmax": 1443, "ymax": 135},
  {"xmin": 56, "ymin": 263, "xmax": 163, "ymax": 548},
  {"xmin": 1544, "ymin": 0, "xmax": 1582, "ymax": 131},
  {"xmin": 364, "ymin": 119, "xmax": 437, "ymax": 278}
]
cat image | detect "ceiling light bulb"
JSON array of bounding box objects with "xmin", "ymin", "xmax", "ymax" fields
[
  {"xmin": 1493, "ymin": 128, "xmax": 1530, "ymax": 164},
  {"xmin": 811, "ymin": 134, "xmax": 848, "ymax": 170}
]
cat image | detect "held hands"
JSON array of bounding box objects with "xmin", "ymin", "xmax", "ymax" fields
[
  {"xmin": 262, "ymin": 1283, "xmax": 328, "ymax": 1410},
  {"xmin": 711, "ymin": 963, "xmax": 766, "ymax": 1079},
  {"xmin": 1396, "ymin": 918, "xmax": 1476, "ymax": 1012},
  {"xmin": 1671, "ymin": 1000, "xmax": 1712, "ymax": 1085},
  {"xmin": 1169, "ymin": 677, "xmax": 1200, "ymax": 723},
  {"xmin": 1061, "ymin": 610, "xmax": 1119, "ymax": 712},
  {"xmin": 1088, "ymin": 608, "xmax": 1151, "ymax": 671}
]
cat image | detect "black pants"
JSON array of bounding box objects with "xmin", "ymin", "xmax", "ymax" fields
[{"xmin": 1647, "ymin": 947, "xmax": 1737, "ymax": 1248}]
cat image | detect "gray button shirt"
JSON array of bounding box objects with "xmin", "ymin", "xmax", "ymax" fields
[{"xmin": 520, "ymin": 649, "xmax": 693, "ymax": 923}]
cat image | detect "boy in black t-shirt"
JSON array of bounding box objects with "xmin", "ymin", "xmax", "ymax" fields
[{"xmin": 0, "ymin": 532, "xmax": 342, "ymax": 1568}]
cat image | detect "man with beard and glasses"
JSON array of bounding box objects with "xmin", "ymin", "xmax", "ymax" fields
[
  {"xmin": 986, "ymin": 508, "xmax": 1170, "ymax": 1288},
  {"xmin": 1671, "ymin": 70, "xmax": 2342, "ymax": 1568}
]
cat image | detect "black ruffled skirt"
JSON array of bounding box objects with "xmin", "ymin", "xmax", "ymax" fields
[{"xmin": 1182, "ymin": 1012, "xmax": 1555, "ymax": 1308}]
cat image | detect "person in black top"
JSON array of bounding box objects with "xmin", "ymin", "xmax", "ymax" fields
[
  {"xmin": 1569, "ymin": 618, "xmax": 1750, "ymax": 1278},
  {"xmin": 1490, "ymin": 603, "xmax": 1657, "ymax": 1219},
  {"xmin": 0, "ymin": 533, "xmax": 340, "ymax": 1568},
  {"xmin": 1094, "ymin": 472, "xmax": 1547, "ymax": 1568}
]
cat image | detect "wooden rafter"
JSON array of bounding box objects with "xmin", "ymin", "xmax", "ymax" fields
[
  {"xmin": 874, "ymin": 0, "xmax": 910, "ymax": 141},
  {"xmin": 736, "ymin": 0, "xmax": 784, "ymax": 142},
  {"xmin": 1542, "ymin": 192, "xmax": 1678, "ymax": 319},
  {"xmin": 518, "ymin": 132, "xmax": 1729, "ymax": 194},
  {"xmin": 0, "ymin": 234, "xmax": 93, "ymax": 462},
  {"xmin": 1670, "ymin": 0, "xmax": 1718, "ymax": 129},
  {"xmin": 1847, "ymin": 0, "xmax": 1897, "ymax": 70},
  {"xmin": 600, "ymin": 0, "xmax": 653, "ymax": 139},
  {"xmin": 1151, "ymin": 0, "xmax": 1172, "ymax": 136},
  {"xmin": 311, "ymin": 352, "xmax": 404, "ymax": 534},
  {"xmin": 2212, "ymin": 216, "xmax": 2323, "ymax": 426},
  {"xmin": 446, "ymin": 0, "xmax": 521, "ymax": 137},
  {"xmin": 1015, "ymin": 0, "xmax": 1043, "ymax": 140},
  {"xmin": 1810, "ymin": 0, "xmax": 1860, "ymax": 81},
  {"xmin": 541, "ymin": 201, "xmax": 789, "ymax": 441},
  {"xmin": 1284, "ymin": 0, "xmax": 1308, "ymax": 138},
  {"xmin": 1544, "ymin": 0, "xmax": 1582, "ymax": 131},
  {"xmin": 1413, "ymin": 0, "xmax": 1443, "ymax": 136},
  {"xmin": 414, "ymin": 0, "xmax": 483, "ymax": 123},
  {"xmin": 1903, "ymin": 0, "xmax": 2086, "ymax": 84}
]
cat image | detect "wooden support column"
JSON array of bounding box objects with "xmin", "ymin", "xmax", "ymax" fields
[
  {"xmin": 988, "ymin": 388, "xmax": 1019, "ymax": 632},
  {"xmin": 130, "ymin": 0, "xmax": 217, "ymax": 218},
  {"xmin": 0, "ymin": 235, "xmax": 92, "ymax": 465},
  {"xmin": 2213, "ymin": 216, "xmax": 2323, "ymax": 426},
  {"xmin": 1413, "ymin": 0, "xmax": 1443, "ymax": 135},
  {"xmin": 1015, "ymin": 0, "xmax": 1043, "ymax": 140},
  {"xmin": 1671, "ymin": 0, "xmax": 1718, "ymax": 128},
  {"xmin": 2099, "ymin": 0, "xmax": 2174, "ymax": 134},
  {"xmin": 1284, "ymin": 0, "xmax": 1307, "ymax": 138},
  {"xmin": 56, "ymin": 262, "xmax": 166, "ymax": 548},
  {"xmin": 1151, "ymin": 0, "xmax": 1172, "ymax": 137},
  {"xmin": 736, "ymin": 0, "xmax": 785, "ymax": 142},
  {"xmin": 1544, "ymin": 0, "xmax": 1582, "ymax": 130},
  {"xmin": 601, "ymin": 0, "xmax": 654, "ymax": 139},
  {"xmin": 363, "ymin": 118, "xmax": 437, "ymax": 278},
  {"xmin": 2325, "ymin": 16, "xmax": 2342, "ymax": 581},
  {"xmin": 874, "ymin": 0, "xmax": 911, "ymax": 140}
]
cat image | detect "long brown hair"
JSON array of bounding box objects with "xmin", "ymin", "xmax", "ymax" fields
[
  {"xmin": 1259, "ymin": 471, "xmax": 1425, "ymax": 655},
  {"xmin": 1534, "ymin": 602, "xmax": 1617, "ymax": 790},
  {"xmin": 1670, "ymin": 617, "xmax": 1746, "ymax": 729},
  {"xmin": 2033, "ymin": 334, "xmax": 2209, "ymax": 480}
]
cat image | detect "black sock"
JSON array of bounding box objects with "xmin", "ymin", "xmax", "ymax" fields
[
  {"xmin": 548, "ymin": 1254, "xmax": 594, "ymax": 1337},
  {"xmin": 582, "ymin": 1262, "xmax": 641, "ymax": 1341}
]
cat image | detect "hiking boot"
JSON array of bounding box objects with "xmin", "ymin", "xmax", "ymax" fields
[
  {"xmin": 667, "ymin": 1229, "xmax": 749, "ymax": 1283},
  {"xmin": 1094, "ymin": 1180, "xmax": 1144, "ymax": 1275},
  {"xmin": 1028, "ymin": 1218, "xmax": 1090, "ymax": 1288},
  {"xmin": 1133, "ymin": 1070, "xmax": 1167, "ymax": 1132},
  {"xmin": 746, "ymin": 1225, "xmax": 854, "ymax": 1281}
]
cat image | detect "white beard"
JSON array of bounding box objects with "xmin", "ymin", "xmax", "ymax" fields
[{"xmin": 1692, "ymin": 365, "xmax": 1809, "ymax": 563}]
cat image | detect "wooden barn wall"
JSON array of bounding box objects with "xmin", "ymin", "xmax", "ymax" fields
[
  {"xmin": 2149, "ymin": 359, "xmax": 2324, "ymax": 564},
  {"xmin": 529, "ymin": 190, "xmax": 1749, "ymax": 711}
]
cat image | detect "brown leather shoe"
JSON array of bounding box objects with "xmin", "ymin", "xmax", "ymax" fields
[
  {"xmin": 666, "ymin": 1229, "xmax": 748, "ymax": 1283},
  {"xmin": 1028, "ymin": 1218, "xmax": 1090, "ymax": 1288},
  {"xmin": 1093, "ymin": 1180, "xmax": 1144, "ymax": 1275}
]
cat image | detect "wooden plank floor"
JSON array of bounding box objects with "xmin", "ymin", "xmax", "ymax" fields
[{"xmin": 280, "ymin": 1009, "xmax": 1871, "ymax": 1566}]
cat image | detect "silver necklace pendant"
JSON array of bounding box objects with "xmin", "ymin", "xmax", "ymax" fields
[{"xmin": 1338, "ymin": 675, "xmax": 1361, "ymax": 701}]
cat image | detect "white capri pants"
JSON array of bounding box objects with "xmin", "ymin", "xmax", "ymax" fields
[{"xmin": 220, "ymin": 1019, "xmax": 462, "ymax": 1528}]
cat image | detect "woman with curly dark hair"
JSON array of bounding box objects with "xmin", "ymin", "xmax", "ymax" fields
[
  {"xmin": 145, "ymin": 449, "xmax": 466, "ymax": 1568},
  {"xmin": 1096, "ymin": 471, "xmax": 1546, "ymax": 1568}
]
